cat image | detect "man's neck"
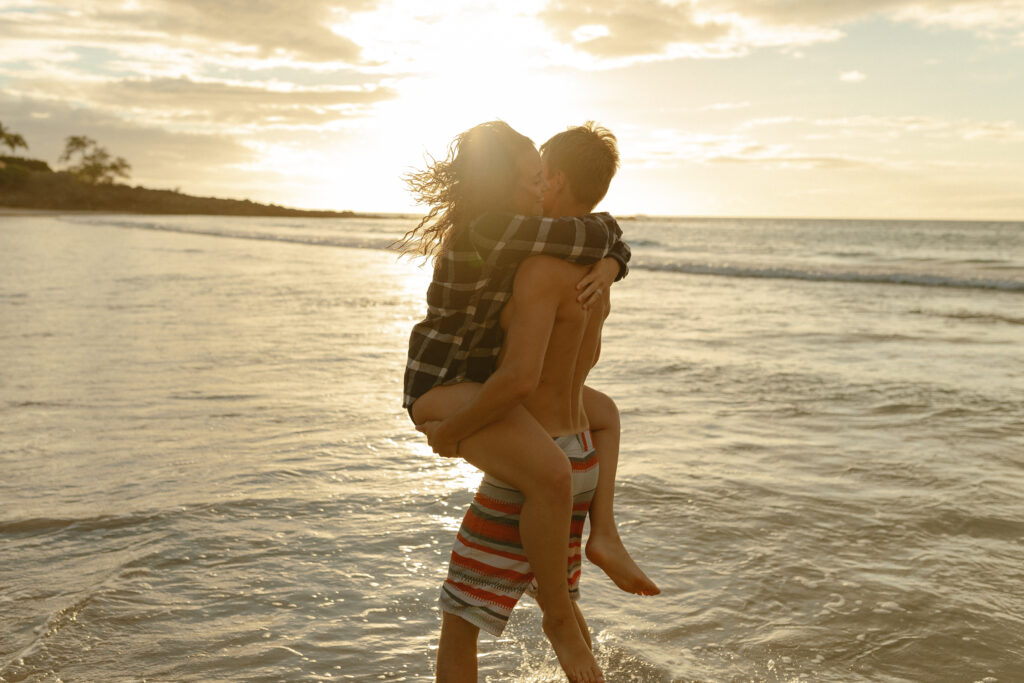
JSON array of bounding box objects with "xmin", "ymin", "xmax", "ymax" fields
[{"xmin": 547, "ymin": 198, "xmax": 596, "ymax": 219}]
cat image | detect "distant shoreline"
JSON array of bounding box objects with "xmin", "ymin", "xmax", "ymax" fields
[
  {"xmin": 1, "ymin": 207, "xmax": 102, "ymax": 216},
  {"xmin": 1, "ymin": 157, "xmax": 395, "ymax": 218},
  {"xmin": 0, "ymin": 206, "xmax": 405, "ymax": 219}
]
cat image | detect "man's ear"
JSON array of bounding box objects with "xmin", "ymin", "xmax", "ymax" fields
[{"xmin": 549, "ymin": 169, "xmax": 567, "ymax": 193}]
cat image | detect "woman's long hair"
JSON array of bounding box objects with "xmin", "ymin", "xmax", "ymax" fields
[{"xmin": 394, "ymin": 121, "xmax": 535, "ymax": 263}]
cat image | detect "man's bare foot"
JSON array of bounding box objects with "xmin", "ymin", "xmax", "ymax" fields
[
  {"xmin": 585, "ymin": 530, "xmax": 661, "ymax": 596},
  {"xmin": 542, "ymin": 613, "xmax": 605, "ymax": 682}
]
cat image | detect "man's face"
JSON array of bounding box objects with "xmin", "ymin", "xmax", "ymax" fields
[
  {"xmin": 510, "ymin": 147, "xmax": 548, "ymax": 216},
  {"xmin": 540, "ymin": 157, "xmax": 557, "ymax": 216}
]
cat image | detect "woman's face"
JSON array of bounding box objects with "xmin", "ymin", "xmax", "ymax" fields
[{"xmin": 509, "ymin": 147, "xmax": 548, "ymax": 216}]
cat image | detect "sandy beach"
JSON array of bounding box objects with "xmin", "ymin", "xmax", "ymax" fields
[{"xmin": 0, "ymin": 207, "xmax": 104, "ymax": 216}]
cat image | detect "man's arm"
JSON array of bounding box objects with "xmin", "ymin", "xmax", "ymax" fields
[
  {"xmin": 470, "ymin": 212, "xmax": 628, "ymax": 273},
  {"xmin": 419, "ymin": 257, "xmax": 563, "ymax": 455}
]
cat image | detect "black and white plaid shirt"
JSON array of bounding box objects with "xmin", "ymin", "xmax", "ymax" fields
[{"xmin": 402, "ymin": 211, "xmax": 630, "ymax": 417}]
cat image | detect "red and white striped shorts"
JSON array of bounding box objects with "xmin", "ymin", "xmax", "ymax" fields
[{"xmin": 438, "ymin": 430, "xmax": 599, "ymax": 636}]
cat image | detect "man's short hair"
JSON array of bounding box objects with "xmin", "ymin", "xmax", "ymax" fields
[{"xmin": 540, "ymin": 122, "xmax": 619, "ymax": 209}]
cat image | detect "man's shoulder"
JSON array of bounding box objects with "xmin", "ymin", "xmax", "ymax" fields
[{"xmin": 515, "ymin": 254, "xmax": 586, "ymax": 286}]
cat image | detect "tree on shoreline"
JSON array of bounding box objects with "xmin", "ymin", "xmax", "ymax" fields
[
  {"xmin": 0, "ymin": 122, "xmax": 28, "ymax": 154},
  {"xmin": 60, "ymin": 135, "xmax": 131, "ymax": 185}
]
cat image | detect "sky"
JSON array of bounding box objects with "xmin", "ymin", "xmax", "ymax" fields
[{"xmin": 1, "ymin": 0, "xmax": 1023, "ymax": 219}]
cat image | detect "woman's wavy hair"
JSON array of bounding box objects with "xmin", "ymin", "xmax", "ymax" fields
[{"xmin": 394, "ymin": 121, "xmax": 535, "ymax": 263}]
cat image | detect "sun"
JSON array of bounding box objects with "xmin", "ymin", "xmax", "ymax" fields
[
  {"xmin": 339, "ymin": 0, "xmax": 585, "ymax": 165},
  {"xmin": 280, "ymin": 0, "xmax": 602, "ymax": 212}
]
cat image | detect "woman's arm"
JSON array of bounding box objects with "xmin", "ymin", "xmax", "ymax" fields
[
  {"xmin": 605, "ymin": 236, "xmax": 631, "ymax": 281},
  {"xmin": 469, "ymin": 211, "xmax": 628, "ymax": 272},
  {"xmin": 575, "ymin": 256, "xmax": 620, "ymax": 309}
]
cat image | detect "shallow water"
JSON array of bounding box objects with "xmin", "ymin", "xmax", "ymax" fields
[{"xmin": 1, "ymin": 214, "xmax": 1022, "ymax": 681}]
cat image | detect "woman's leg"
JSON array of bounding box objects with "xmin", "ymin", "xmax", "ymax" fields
[
  {"xmin": 582, "ymin": 386, "xmax": 660, "ymax": 596},
  {"xmin": 415, "ymin": 382, "xmax": 603, "ymax": 683}
]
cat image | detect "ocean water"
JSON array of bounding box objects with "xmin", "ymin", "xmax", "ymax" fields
[{"xmin": 1, "ymin": 213, "xmax": 1022, "ymax": 682}]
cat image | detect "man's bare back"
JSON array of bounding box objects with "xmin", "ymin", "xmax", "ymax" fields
[{"xmin": 499, "ymin": 254, "xmax": 609, "ymax": 436}]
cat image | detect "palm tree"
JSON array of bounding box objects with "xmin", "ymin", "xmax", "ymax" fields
[
  {"xmin": 60, "ymin": 135, "xmax": 131, "ymax": 184},
  {"xmin": 0, "ymin": 122, "xmax": 28, "ymax": 154}
]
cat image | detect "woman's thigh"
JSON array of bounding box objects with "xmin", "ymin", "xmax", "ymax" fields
[
  {"xmin": 410, "ymin": 382, "xmax": 485, "ymax": 424},
  {"xmin": 411, "ymin": 383, "xmax": 569, "ymax": 492}
]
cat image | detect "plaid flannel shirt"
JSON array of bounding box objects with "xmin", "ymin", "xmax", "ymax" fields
[{"xmin": 402, "ymin": 211, "xmax": 630, "ymax": 416}]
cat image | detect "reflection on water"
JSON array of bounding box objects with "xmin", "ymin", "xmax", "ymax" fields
[{"xmin": 1, "ymin": 215, "xmax": 1022, "ymax": 682}]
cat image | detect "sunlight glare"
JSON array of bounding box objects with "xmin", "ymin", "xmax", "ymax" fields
[
  {"xmin": 339, "ymin": 0, "xmax": 583, "ymax": 187},
  {"xmin": 234, "ymin": 0, "xmax": 607, "ymax": 211}
]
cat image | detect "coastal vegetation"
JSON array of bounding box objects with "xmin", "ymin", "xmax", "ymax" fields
[
  {"xmin": 1, "ymin": 122, "xmax": 28, "ymax": 155},
  {"xmin": 0, "ymin": 122, "xmax": 355, "ymax": 217},
  {"xmin": 59, "ymin": 135, "xmax": 132, "ymax": 186}
]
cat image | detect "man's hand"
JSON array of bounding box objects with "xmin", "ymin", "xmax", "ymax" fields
[
  {"xmin": 576, "ymin": 256, "xmax": 617, "ymax": 309},
  {"xmin": 416, "ymin": 420, "xmax": 460, "ymax": 458}
]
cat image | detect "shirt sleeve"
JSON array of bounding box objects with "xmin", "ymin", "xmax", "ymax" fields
[{"xmin": 469, "ymin": 211, "xmax": 628, "ymax": 274}]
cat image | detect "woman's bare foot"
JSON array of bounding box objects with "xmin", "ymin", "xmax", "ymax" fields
[
  {"xmin": 543, "ymin": 613, "xmax": 605, "ymax": 682},
  {"xmin": 585, "ymin": 529, "xmax": 660, "ymax": 596}
]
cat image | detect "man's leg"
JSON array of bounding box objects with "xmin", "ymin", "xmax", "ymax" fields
[
  {"xmin": 436, "ymin": 612, "xmax": 479, "ymax": 683},
  {"xmin": 536, "ymin": 594, "xmax": 592, "ymax": 651},
  {"xmin": 582, "ymin": 387, "xmax": 660, "ymax": 596},
  {"xmin": 414, "ymin": 383, "xmax": 600, "ymax": 682},
  {"xmin": 439, "ymin": 467, "xmax": 534, "ymax": 640},
  {"xmin": 572, "ymin": 602, "xmax": 592, "ymax": 650}
]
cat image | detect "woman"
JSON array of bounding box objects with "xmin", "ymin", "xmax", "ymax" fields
[{"xmin": 398, "ymin": 121, "xmax": 626, "ymax": 682}]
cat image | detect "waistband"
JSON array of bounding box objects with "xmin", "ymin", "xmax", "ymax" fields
[{"xmin": 553, "ymin": 429, "xmax": 593, "ymax": 453}]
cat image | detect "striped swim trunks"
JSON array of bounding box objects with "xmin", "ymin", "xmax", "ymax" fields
[{"xmin": 439, "ymin": 430, "xmax": 599, "ymax": 636}]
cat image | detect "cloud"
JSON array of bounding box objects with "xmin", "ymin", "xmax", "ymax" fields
[
  {"xmin": 1, "ymin": 72, "xmax": 396, "ymax": 130},
  {"xmin": 739, "ymin": 116, "xmax": 798, "ymax": 129},
  {"xmin": 6, "ymin": 0, "xmax": 1024, "ymax": 77},
  {"xmin": 709, "ymin": 0, "xmax": 1024, "ymax": 34},
  {"xmin": 806, "ymin": 115, "xmax": 1024, "ymax": 143},
  {"xmin": 538, "ymin": 0, "xmax": 848, "ymax": 65},
  {"xmin": 102, "ymin": 76, "xmax": 392, "ymax": 106},
  {"xmin": 708, "ymin": 0, "xmax": 906, "ymax": 26},
  {"xmin": 625, "ymin": 129, "xmax": 874, "ymax": 170},
  {"xmin": 840, "ymin": 70, "xmax": 867, "ymax": 82},
  {"xmin": 733, "ymin": 113, "xmax": 1024, "ymax": 145},
  {"xmin": 626, "ymin": 112, "xmax": 1024, "ymax": 174},
  {"xmin": 699, "ymin": 101, "xmax": 753, "ymax": 111},
  {"xmin": 652, "ymin": 131, "xmax": 874, "ymax": 169},
  {"xmin": 541, "ymin": 0, "xmax": 731, "ymax": 58},
  {"xmin": 96, "ymin": 77, "xmax": 397, "ymax": 126},
  {"xmin": 0, "ymin": 0, "xmax": 377, "ymax": 64},
  {"xmin": 536, "ymin": 0, "xmax": 1024, "ymax": 65},
  {"xmin": 891, "ymin": 1, "xmax": 1024, "ymax": 38},
  {"xmin": 961, "ymin": 120, "xmax": 1024, "ymax": 142},
  {"xmin": 707, "ymin": 152, "xmax": 871, "ymax": 169}
]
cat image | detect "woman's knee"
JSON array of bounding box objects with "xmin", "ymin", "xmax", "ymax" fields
[
  {"xmin": 583, "ymin": 386, "xmax": 619, "ymax": 431},
  {"xmin": 526, "ymin": 452, "xmax": 572, "ymax": 500}
]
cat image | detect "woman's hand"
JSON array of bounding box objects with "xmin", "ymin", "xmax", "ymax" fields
[
  {"xmin": 416, "ymin": 420, "xmax": 460, "ymax": 458},
  {"xmin": 576, "ymin": 257, "xmax": 618, "ymax": 309}
]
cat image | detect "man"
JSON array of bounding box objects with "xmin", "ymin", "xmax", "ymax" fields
[
  {"xmin": 540, "ymin": 123, "xmax": 659, "ymax": 599},
  {"xmin": 424, "ymin": 252, "xmax": 611, "ymax": 682}
]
